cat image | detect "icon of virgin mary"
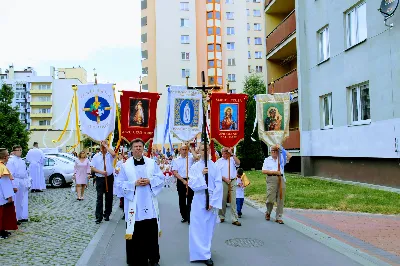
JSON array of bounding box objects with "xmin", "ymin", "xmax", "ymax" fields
[{"xmin": 220, "ymin": 107, "xmax": 237, "ymax": 130}]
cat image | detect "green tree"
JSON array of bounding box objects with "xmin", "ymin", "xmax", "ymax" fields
[
  {"xmin": 0, "ymin": 84, "xmax": 31, "ymax": 155},
  {"xmin": 237, "ymin": 75, "xmax": 267, "ymax": 170},
  {"xmin": 82, "ymin": 137, "xmax": 93, "ymax": 148}
]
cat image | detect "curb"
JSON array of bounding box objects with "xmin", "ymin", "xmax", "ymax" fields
[
  {"xmin": 76, "ymin": 200, "xmax": 123, "ymax": 266},
  {"xmin": 244, "ymin": 198, "xmax": 391, "ymax": 266}
]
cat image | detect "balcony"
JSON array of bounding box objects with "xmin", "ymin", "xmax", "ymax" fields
[
  {"xmin": 30, "ymin": 101, "xmax": 52, "ymax": 106},
  {"xmin": 30, "ymin": 125, "xmax": 51, "ymax": 130},
  {"xmin": 266, "ymin": 10, "xmax": 296, "ymax": 54},
  {"xmin": 30, "ymin": 89, "xmax": 52, "ymax": 94},
  {"xmin": 282, "ymin": 130, "xmax": 300, "ymax": 150},
  {"xmin": 265, "ymin": 0, "xmax": 295, "ymax": 14},
  {"xmin": 268, "ymin": 69, "xmax": 298, "ymax": 93},
  {"xmin": 30, "ymin": 113, "xmax": 53, "ymax": 118}
]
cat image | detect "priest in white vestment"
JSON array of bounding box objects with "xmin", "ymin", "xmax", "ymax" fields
[
  {"xmin": 26, "ymin": 142, "xmax": 45, "ymax": 192},
  {"xmin": 7, "ymin": 145, "xmax": 30, "ymax": 223},
  {"xmin": 116, "ymin": 139, "xmax": 164, "ymax": 266},
  {"xmin": 188, "ymin": 144, "xmax": 223, "ymax": 266}
]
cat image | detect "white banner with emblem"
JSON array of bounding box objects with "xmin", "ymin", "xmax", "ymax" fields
[
  {"xmin": 77, "ymin": 83, "xmax": 116, "ymax": 142},
  {"xmin": 163, "ymin": 86, "xmax": 203, "ymax": 145}
]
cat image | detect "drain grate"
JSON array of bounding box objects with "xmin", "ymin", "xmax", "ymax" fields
[{"xmin": 225, "ymin": 238, "xmax": 264, "ymax": 248}]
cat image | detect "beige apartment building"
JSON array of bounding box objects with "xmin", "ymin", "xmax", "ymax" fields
[{"xmin": 141, "ymin": 0, "xmax": 266, "ymax": 145}]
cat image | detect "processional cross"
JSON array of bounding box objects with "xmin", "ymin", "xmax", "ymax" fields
[{"xmin": 187, "ymin": 71, "xmax": 221, "ymax": 209}]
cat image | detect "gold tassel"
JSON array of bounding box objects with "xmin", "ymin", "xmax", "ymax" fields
[{"xmin": 125, "ymin": 234, "xmax": 133, "ymax": 240}]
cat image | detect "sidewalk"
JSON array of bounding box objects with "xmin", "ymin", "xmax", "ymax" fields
[{"xmin": 79, "ymin": 188, "xmax": 388, "ymax": 266}]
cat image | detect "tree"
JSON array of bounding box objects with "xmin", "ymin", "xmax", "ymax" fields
[
  {"xmin": 0, "ymin": 84, "xmax": 31, "ymax": 156},
  {"xmin": 237, "ymin": 75, "xmax": 268, "ymax": 170}
]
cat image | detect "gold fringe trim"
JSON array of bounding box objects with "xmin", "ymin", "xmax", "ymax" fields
[{"xmin": 125, "ymin": 234, "xmax": 133, "ymax": 240}]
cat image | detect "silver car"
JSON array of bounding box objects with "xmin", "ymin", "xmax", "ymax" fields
[{"xmin": 24, "ymin": 155, "xmax": 75, "ymax": 188}]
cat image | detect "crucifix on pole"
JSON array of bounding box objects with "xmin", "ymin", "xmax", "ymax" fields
[{"xmin": 187, "ymin": 71, "xmax": 220, "ymax": 209}]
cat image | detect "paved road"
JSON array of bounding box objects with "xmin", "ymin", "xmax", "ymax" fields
[{"xmin": 95, "ymin": 188, "xmax": 364, "ymax": 266}]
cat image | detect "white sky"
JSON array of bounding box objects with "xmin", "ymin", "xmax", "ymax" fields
[{"xmin": 0, "ymin": 0, "xmax": 142, "ymax": 92}]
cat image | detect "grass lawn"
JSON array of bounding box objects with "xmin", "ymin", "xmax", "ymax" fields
[{"xmin": 245, "ymin": 171, "xmax": 400, "ymax": 215}]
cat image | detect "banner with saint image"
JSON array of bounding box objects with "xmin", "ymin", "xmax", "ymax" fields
[
  {"xmin": 255, "ymin": 93, "xmax": 291, "ymax": 146},
  {"xmin": 163, "ymin": 86, "xmax": 203, "ymax": 143},
  {"xmin": 120, "ymin": 91, "xmax": 160, "ymax": 143},
  {"xmin": 209, "ymin": 93, "xmax": 248, "ymax": 148},
  {"xmin": 77, "ymin": 83, "xmax": 116, "ymax": 142}
]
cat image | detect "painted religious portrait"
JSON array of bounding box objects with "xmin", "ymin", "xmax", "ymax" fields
[
  {"xmin": 219, "ymin": 103, "xmax": 238, "ymax": 131},
  {"xmin": 263, "ymin": 103, "xmax": 284, "ymax": 131},
  {"xmin": 174, "ymin": 98, "xmax": 200, "ymax": 127},
  {"xmin": 129, "ymin": 98, "xmax": 149, "ymax": 127}
]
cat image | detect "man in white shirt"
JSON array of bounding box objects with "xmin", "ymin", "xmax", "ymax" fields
[
  {"xmin": 91, "ymin": 141, "xmax": 116, "ymax": 224},
  {"xmin": 216, "ymin": 147, "xmax": 241, "ymax": 226},
  {"xmin": 26, "ymin": 142, "xmax": 45, "ymax": 192},
  {"xmin": 188, "ymin": 144, "xmax": 223, "ymax": 266},
  {"xmin": 117, "ymin": 138, "xmax": 164, "ymax": 266},
  {"xmin": 262, "ymin": 144, "xmax": 292, "ymax": 224},
  {"xmin": 7, "ymin": 145, "xmax": 30, "ymax": 223},
  {"xmin": 171, "ymin": 143, "xmax": 198, "ymax": 224}
]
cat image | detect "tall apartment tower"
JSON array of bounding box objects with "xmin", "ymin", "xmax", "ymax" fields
[
  {"xmin": 265, "ymin": 0, "xmax": 300, "ymax": 171},
  {"xmin": 141, "ymin": 0, "xmax": 266, "ymax": 145}
]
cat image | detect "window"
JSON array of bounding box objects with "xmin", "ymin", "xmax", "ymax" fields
[
  {"xmin": 254, "ymin": 37, "xmax": 262, "ymax": 45},
  {"xmin": 180, "ymin": 2, "xmax": 189, "ymax": 11},
  {"xmin": 255, "ymin": 51, "xmax": 262, "ymax": 59},
  {"xmin": 226, "ymin": 12, "xmax": 234, "ymax": 20},
  {"xmin": 227, "ymin": 27, "xmax": 235, "ymax": 35},
  {"xmin": 254, "ymin": 23, "xmax": 261, "ymax": 31},
  {"xmin": 15, "ymin": 92, "xmax": 21, "ymax": 98},
  {"xmin": 181, "ymin": 35, "xmax": 190, "ymax": 44},
  {"xmin": 216, "ymin": 44, "xmax": 221, "ymax": 51},
  {"xmin": 141, "ymin": 33, "xmax": 147, "ymax": 43},
  {"xmin": 208, "ymin": 60, "xmax": 215, "ymax": 67},
  {"xmin": 181, "ymin": 52, "xmax": 190, "ymax": 60},
  {"xmin": 39, "ymin": 108, "xmax": 51, "ymax": 114},
  {"xmin": 207, "ymin": 27, "xmax": 214, "ymax": 35},
  {"xmin": 228, "ymin": 74, "xmax": 236, "ymax": 82},
  {"xmin": 207, "ymin": 12, "xmax": 213, "ymax": 19},
  {"xmin": 253, "ymin": 0, "xmax": 261, "ymax": 2},
  {"xmin": 38, "ymin": 96, "xmax": 51, "ymax": 102},
  {"xmin": 209, "ymin": 76, "xmax": 215, "ymax": 84},
  {"xmin": 346, "ymin": 2, "xmax": 367, "ymax": 48},
  {"xmin": 141, "ymin": 50, "xmax": 148, "ymax": 60},
  {"xmin": 247, "ymin": 37, "xmax": 250, "ymax": 45},
  {"xmin": 256, "ymin": 66, "xmax": 263, "ymax": 72},
  {"xmin": 142, "ymin": 84, "xmax": 149, "ymax": 91},
  {"xmin": 246, "ymin": 9, "xmax": 249, "ymax": 16},
  {"xmin": 217, "ymin": 77, "xmax": 223, "ymax": 85},
  {"xmin": 349, "ymin": 82, "xmax": 370, "ymax": 124},
  {"xmin": 180, "ymin": 18, "xmax": 189, "ymax": 27},
  {"xmin": 226, "ymin": 0, "xmax": 234, "ymax": 3},
  {"xmin": 253, "ymin": 9, "xmax": 261, "ymax": 17},
  {"xmin": 215, "ymin": 11, "xmax": 221, "ymax": 19},
  {"xmin": 44, "ymin": 158, "xmax": 55, "ymax": 166},
  {"xmin": 181, "ymin": 69, "xmax": 190, "ymax": 78},
  {"xmin": 141, "ymin": 0, "xmax": 147, "ymax": 10},
  {"xmin": 228, "ymin": 58, "xmax": 236, "ymax": 66},
  {"xmin": 208, "ymin": 44, "xmax": 214, "ymax": 51},
  {"xmin": 141, "ymin": 16, "xmax": 147, "ymax": 27},
  {"xmin": 39, "ymin": 120, "xmax": 51, "ymax": 126},
  {"xmin": 318, "ymin": 26, "xmax": 330, "ymax": 62},
  {"xmin": 142, "ymin": 67, "xmax": 148, "ymax": 75},
  {"xmin": 248, "ymin": 51, "xmax": 251, "ymax": 59},
  {"xmin": 320, "ymin": 94, "xmax": 333, "ymax": 128},
  {"xmin": 247, "ymin": 23, "xmax": 250, "ymax": 31},
  {"xmin": 216, "ymin": 27, "xmax": 221, "ymax": 35},
  {"xmin": 38, "ymin": 84, "xmax": 50, "ymax": 90},
  {"xmin": 227, "ymin": 42, "xmax": 235, "ymax": 50}
]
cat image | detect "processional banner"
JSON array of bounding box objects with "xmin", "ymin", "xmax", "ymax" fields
[
  {"xmin": 77, "ymin": 83, "xmax": 116, "ymax": 142},
  {"xmin": 120, "ymin": 91, "xmax": 160, "ymax": 144},
  {"xmin": 210, "ymin": 93, "xmax": 248, "ymax": 148},
  {"xmin": 256, "ymin": 93, "xmax": 291, "ymax": 146},
  {"xmin": 164, "ymin": 86, "xmax": 203, "ymax": 143}
]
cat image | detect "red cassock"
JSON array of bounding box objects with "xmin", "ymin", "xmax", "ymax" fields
[{"xmin": 0, "ymin": 202, "xmax": 18, "ymax": 231}]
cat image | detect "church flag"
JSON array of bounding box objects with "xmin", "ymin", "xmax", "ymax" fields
[
  {"xmin": 209, "ymin": 93, "xmax": 248, "ymax": 148},
  {"xmin": 77, "ymin": 83, "xmax": 116, "ymax": 142},
  {"xmin": 120, "ymin": 91, "xmax": 160, "ymax": 144},
  {"xmin": 164, "ymin": 86, "xmax": 203, "ymax": 143},
  {"xmin": 255, "ymin": 93, "xmax": 291, "ymax": 146}
]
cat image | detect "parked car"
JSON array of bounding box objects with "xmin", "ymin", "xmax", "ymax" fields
[
  {"xmin": 45, "ymin": 152, "xmax": 76, "ymax": 163},
  {"xmin": 23, "ymin": 155, "xmax": 75, "ymax": 188}
]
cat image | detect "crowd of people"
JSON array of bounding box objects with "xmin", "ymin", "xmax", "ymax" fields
[{"xmin": 0, "ymin": 139, "xmax": 292, "ymax": 266}]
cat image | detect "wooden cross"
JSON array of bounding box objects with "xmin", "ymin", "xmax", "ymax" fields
[{"xmin": 83, "ymin": 95, "xmax": 112, "ymax": 124}]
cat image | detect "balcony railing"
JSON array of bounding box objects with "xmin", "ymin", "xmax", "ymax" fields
[
  {"xmin": 268, "ymin": 69, "xmax": 298, "ymax": 94},
  {"xmin": 282, "ymin": 129, "xmax": 300, "ymax": 150},
  {"xmin": 30, "ymin": 113, "xmax": 53, "ymax": 118},
  {"xmin": 266, "ymin": 10, "xmax": 296, "ymax": 54},
  {"xmin": 30, "ymin": 101, "xmax": 52, "ymax": 106}
]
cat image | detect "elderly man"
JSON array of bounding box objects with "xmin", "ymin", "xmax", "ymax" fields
[
  {"xmin": 262, "ymin": 144, "xmax": 292, "ymax": 224},
  {"xmin": 216, "ymin": 147, "xmax": 241, "ymax": 226}
]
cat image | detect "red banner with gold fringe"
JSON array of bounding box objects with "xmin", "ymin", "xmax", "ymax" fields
[
  {"xmin": 209, "ymin": 93, "xmax": 248, "ymax": 148},
  {"xmin": 120, "ymin": 91, "xmax": 160, "ymax": 144}
]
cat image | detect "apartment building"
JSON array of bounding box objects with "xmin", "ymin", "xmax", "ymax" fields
[
  {"xmin": 141, "ymin": 0, "xmax": 266, "ymax": 144},
  {"xmin": 296, "ymin": 0, "xmax": 400, "ymax": 186},
  {"xmin": 1, "ymin": 66, "xmax": 86, "ymax": 151},
  {"xmin": 265, "ymin": 0, "xmax": 300, "ymax": 171}
]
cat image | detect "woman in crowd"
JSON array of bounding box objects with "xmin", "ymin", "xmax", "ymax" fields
[{"xmin": 73, "ymin": 151, "xmax": 91, "ymax": 200}]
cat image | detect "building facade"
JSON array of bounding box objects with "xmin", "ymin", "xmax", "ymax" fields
[
  {"xmin": 265, "ymin": 0, "xmax": 300, "ymax": 171},
  {"xmin": 1, "ymin": 66, "xmax": 86, "ymax": 152},
  {"xmin": 141, "ymin": 0, "xmax": 266, "ymax": 145},
  {"xmin": 296, "ymin": 0, "xmax": 400, "ymax": 186}
]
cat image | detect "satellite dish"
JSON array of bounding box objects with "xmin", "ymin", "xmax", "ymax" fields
[{"xmin": 379, "ymin": 0, "xmax": 399, "ymax": 18}]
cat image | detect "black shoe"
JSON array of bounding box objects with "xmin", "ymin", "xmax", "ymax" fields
[
  {"xmin": 104, "ymin": 216, "xmax": 110, "ymax": 221},
  {"xmin": 181, "ymin": 218, "xmax": 188, "ymax": 223},
  {"xmin": 95, "ymin": 219, "xmax": 102, "ymax": 224},
  {"xmin": 20, "ymin": 219, "xmax": 28, "ymax": 223},
  {"xmin": 204, "ymin": 259, "xmax": 214, "ymax": 266},
  {"xmin": 17, "ymin": 221, "xmax": 22, "ymax": 225},
  {"xmin": 149, "ymin": 263, "xmax": 160, "ymax": 266}
]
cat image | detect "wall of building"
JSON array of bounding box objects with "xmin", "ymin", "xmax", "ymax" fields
[
  {"xmin": 296, "ymin": 0, "xmax": 400, "ymax": 185},
  {"xmin": 58, "ymin": 67, "xmax": 87, "ymax": 84}
]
